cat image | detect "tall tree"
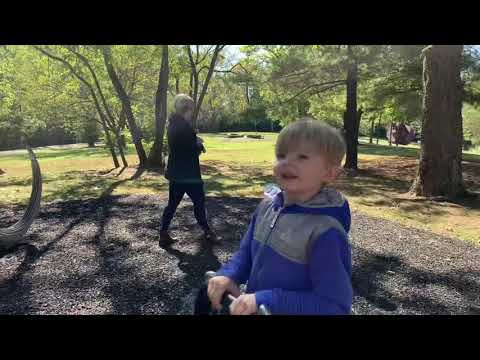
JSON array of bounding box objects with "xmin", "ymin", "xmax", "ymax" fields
[
  {"xmin": 33, "ymin": 45, "xmax": 122, "ymax": 168},
  {"xmin": 410, "ymin": 45, "xmax": 466, "ymax": 199},
  {"xmin": 185, "ymin": 45, "xmax": 226, "ymax": 128},
  {"xmin": 343, "ymin": 45, "xmax": 359, "ymax": 170},
  {"xmin": 148, "ymin": 45, "xmax": 169, "ymax": 168},
  {"xmin": 69, "ymin": 47, "xmax": 128, "ymax": 166},
  {"xmin": 101, "ymin": 45, "xmax": 148, "ymax": 167}
]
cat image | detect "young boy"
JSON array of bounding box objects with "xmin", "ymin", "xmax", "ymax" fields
[{"xmin": 204, "ymin": 118, "xmax": 352, "ymax": 315}]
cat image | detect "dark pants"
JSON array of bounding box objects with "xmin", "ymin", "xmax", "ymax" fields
[{"xmin": 161, "ymin": 181, "xmax": 210, "ymax": 232}]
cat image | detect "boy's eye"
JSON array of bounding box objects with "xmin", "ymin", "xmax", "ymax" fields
[
  {"xmin": 276, "ymin": 153, "xmax": 286, "ymax": 159},
  {"xmin": 298, "ymin": 154, "xmax": 309, "ymax": 160}
]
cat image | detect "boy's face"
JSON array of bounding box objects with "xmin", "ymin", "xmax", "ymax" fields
[{"xmin": 274, "ymin": 143, "xmax": 339, "ymax": 201}]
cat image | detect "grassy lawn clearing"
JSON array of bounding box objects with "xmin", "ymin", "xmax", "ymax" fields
[{"xmin": 1, "ymin": 132, "xmax": 479, "ymax": 244}]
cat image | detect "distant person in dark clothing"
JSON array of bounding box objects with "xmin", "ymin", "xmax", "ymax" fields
[{"xmin": 160, "ymin": 94, "xmax": 219, "ymax": 246}]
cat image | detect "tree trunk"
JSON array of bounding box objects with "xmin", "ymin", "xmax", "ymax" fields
[
  {"xmin": 104, "ymin": 126, "xmax": 120, "ymax": 168},
  {"xmin": 113, "ymin": 130, "xmax": 128, "ymax": 167},
  {"xmin": 369, "ymin": 117, "xmax": 375, "ymax": 144},
  {"xmin": 410, "ymin": 45, "xmax": 466, "ymax": 199},
  {"xmin": 355, "ymin": 107, "xmax": 363, "ymax": 145},
  {"xmin": 148, "ymin": 45, "xmax": 169, "ymax": 168},
  {"xmin": 192, "ymin": 45, "xmax": 224, "ymax": 129},
  {"xmin": 388, "ymin": 122, "xmax": 393, "ymax": 146},
  {"xmin": 343, "ymin": 46, "xmax": 358, "ymax": 170},
  {"xmin": 118, "ymin": 108, "xmax": 127, "ymax": 131},
  {"xmin": 33, "ymin": 46, "xmax": 119, "ymax": 166},
  {"xmin": 70, "ymin": 47, "xmax": 127, "ymax": 158},
  {"xmin": 95, "ymin": 105, "xmax": 119, "ymax": 168},
  {"xmin": 189, "ymin": 71, "xmax": 194, "ymax": 98},
  {"xmin": 102, "ymin": 46, "xmax": 148, "ymax": 168},
  {"xmin": 376, "ymin": 113, "xmax": 382, "ymax": 145}
]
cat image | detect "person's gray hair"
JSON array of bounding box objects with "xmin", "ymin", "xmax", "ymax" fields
[{"xmin": 174, "ymin": 94, "xmax": 195, "ymax": 115}]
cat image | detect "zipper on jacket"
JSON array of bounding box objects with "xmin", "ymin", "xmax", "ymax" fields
[{"xmin": 270, "ymin": 207, "xmax": 281, "ymax": 229}]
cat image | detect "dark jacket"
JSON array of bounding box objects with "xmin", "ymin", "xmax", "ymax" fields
[{"xmin": 165, "ymin": 113, "xmax": 203, "ymax": 182}]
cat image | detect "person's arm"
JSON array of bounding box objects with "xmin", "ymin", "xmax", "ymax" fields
[
  {"xmin": 254, "ymin": 228, "xmax": 352, "ymax": 315},
  {"xmin": 215, "ymin": 212, "xmax": 257, "ymax": 285},
  {"xmin": 196, "ymin": 137, "xmax": 206, "ymax": 154}
]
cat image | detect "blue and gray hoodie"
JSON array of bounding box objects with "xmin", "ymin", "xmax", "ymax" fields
[{"xmin": 216, "ymin": 186, "xmax": 353, "ymax": 315}]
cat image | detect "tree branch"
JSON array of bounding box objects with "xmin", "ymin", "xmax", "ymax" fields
[
  {"xmin": 186, "ymin": 45, "xmax": 198, "ymax": 101},
  {"xmin": 197, "ymin": 65, "xmax": 210, "ymax": 77},
  {"xmin": 197, "ymin": 45, "xmax": 215, "ymax": 65},
  {"xmin": 66, "ymin": 47, "xmax": 118, "ymax": 129},
  {"xmin": 33, "ymin": 46, "xmax": 114, "ymax": 130},
  {"xmin": 186, "ymin": 46, "xmax": 196, "ymax": 71},
  {"xmin": 192, "ymin": 45, "xmax": 224, "ymax": 127},
  {"xmin": 280, "ymin": 80, "xmax": 346, "ymax": 104}
]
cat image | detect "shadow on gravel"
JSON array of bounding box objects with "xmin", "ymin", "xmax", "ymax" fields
[
  {"xmin": 352, "ymin": 246, "xmax": 480, "ymax": 314},
  {"xmin": 1, "ymin": 186, "xmax": 478, "ymax": 315}
]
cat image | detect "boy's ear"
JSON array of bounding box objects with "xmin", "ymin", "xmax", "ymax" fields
[{"xmin": 327, "ymin": 165, "xmax": 342, "ymax": 182}]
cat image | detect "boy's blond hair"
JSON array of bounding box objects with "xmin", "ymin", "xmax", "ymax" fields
[
  {"xmin": 174, "ymin": 94, "xmax": 195, "ymax": 115},
  {"xmin": 276, "ymin": 117, "xmax": 346, "ymax": 167}
]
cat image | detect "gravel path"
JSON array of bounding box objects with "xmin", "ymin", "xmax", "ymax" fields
[{"xmin": 1, "ymin": 195, "xmax": 479, "ymax": 315}]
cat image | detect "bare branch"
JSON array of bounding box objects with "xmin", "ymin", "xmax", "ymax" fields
[
  {"xmin": 33, "ymin": 46, "xmax": 114, "ymax": 130},
  {"xmin": 214, "ymin": 69, "xmax": 240, "ymax": 74},
  {"xmin": 197, "ymin": 45, "xmax": 215, "ymax": 65},
  {"xmin": 280, "ymin": 80, "xmax": 346, "ymax": 104},
  {"xmin": 66, "ymin": 47, "xmax": 118, "ymax": 128},
  {"xmin": 186, "ymin": 46, "xmax": 196, "ymax": 70},
  {"xmin": 198, "ymin": 65, "xmax": 210, "ymax": 77},
  {"xmin": 192, "ymin": 45, "xmax": 225, "ymax": 127}
]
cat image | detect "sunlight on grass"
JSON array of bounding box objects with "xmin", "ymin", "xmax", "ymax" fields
[{"xmin": 1, "ymin": 133, "xmax": 479, "ymax": 244}]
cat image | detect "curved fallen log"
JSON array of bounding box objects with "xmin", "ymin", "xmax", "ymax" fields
[{"xmin": 0, "ymin": 146, "xmax": 42, "ymax": 250}]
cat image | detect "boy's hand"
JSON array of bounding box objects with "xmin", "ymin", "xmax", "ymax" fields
[
  {"xmin": 229, "ymin": 294, "xmax": 257, "ymax": 315},
  {"xmin": 207, "ymin": 276, "xmax": 241, "ymax": 311}
]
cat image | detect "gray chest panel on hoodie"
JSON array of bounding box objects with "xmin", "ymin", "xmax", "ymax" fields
[{"xmin": 253, "ymin": 190, "xmax": 348, "ymax": 265}]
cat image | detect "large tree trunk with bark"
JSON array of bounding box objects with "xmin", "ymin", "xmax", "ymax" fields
[
  {"xmin": 410, "ymin": 45, "xmax": 466, "ymax": 199},
  {"xmin": 148, "ymin": 45, "xmax": 169, "ymax": 168},
  {"xmin": 102, "ymin": 46, "xmax": 148, "ymax": 168},
  {"xmin": 343, "ymin": 46, "xmax": 359, "ymax": 171}
]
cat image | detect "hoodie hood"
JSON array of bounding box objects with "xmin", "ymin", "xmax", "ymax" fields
[{"xmin": 271, "ymin": 186, "xmax": 350, "ymax": 233}]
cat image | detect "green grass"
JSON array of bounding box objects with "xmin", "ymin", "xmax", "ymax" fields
[
  {"xmin": 358, "ymin": 136, "xmax": 480, "ymax": 162},
  {"xmin": 1, "ymin": 132, "xmax": 479, "ymax": 244}
]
